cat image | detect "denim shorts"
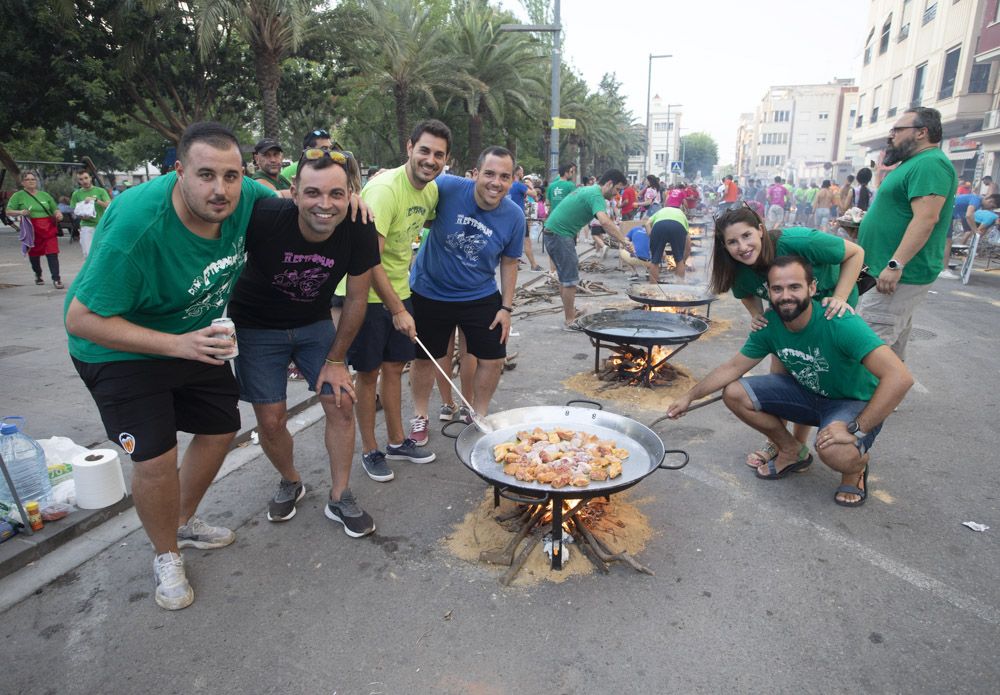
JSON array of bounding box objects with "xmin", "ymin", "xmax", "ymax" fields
[
  {"xmin": 543, "ymin": 232, "xmax": 579, "ymax": 286},
  {"xmin": 738, "ymin": 373, "xmax": 882, "ymax": 454},
  {"xmin": 234, "ymin": 319, "xmax": 336, "ymax": 403}
]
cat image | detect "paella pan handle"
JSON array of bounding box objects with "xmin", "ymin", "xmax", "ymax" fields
[
  {"xmin": 440, "ymin": 420, "xmax": 466, "ymax": 439},
  {"xmin": 565, "ymin": 399, "xmax": 603, "ymax": 410},
  {"xmin": 496, "ymin": 487, "xmax": 551, "ymax": 505},
  {"xmin": 658, "ymin": 449, "xmax": 690, "ymax": 470}
]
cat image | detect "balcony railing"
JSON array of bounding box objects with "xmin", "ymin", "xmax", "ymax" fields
[{"xmin": 922, "ymin": 3, "xmax": 936, "ymax": 25}]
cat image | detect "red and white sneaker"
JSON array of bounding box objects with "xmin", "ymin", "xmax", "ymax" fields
[{"xmin": 408, "ymin": 415, "xmax": 430, "ymax": 446}]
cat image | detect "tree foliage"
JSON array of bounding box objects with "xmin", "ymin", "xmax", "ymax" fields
[{"xmin": 680, "ymin": 132, "xmax": 719, "ymax": 179}]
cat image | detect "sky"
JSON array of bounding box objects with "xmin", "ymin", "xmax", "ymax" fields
[{"xmin": 500, "ymin": 0, "xmax": 870, "ymax": 165}]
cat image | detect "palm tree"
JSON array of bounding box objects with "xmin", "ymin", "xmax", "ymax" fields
[
  {"xmin": 350, "ymin": 0, "xmax": 456, "ymax": 160},
  {"xmin": 195, "ymin": 0, "xmax": 316, "ymax": 138},
  {"xmin": 445, "ymin": 1, "xmax": 545, "ymax": 163}
]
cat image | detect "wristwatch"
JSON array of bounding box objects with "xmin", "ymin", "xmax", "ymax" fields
[
  {"xmin": 887, "ymin": 259, "xmax": 904, "ymax": 271},
  {"xmin": 846, "ymin": 420, "xmax": 867, "ymax": 439}
]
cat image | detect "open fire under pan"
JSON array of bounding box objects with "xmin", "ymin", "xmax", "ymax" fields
[{"xmin": 627, "ymin": 283, "xmax": 718, "ymax": 317}]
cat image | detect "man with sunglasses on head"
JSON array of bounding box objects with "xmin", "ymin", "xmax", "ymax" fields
[
  {"xmin": 407, "ymin": 145, "xmax": 525, "ymax": 429},
  {"xmin": 280, "ymin": 128, "xmax": 336, "ymax": 183},
  {"xmin": 340, "ymin": 119, "xmax": 450, "ymax": 483},
  {"xmin": 229, "ymin": 148, "xmax": 379, "ymax": 537},
  {"xmin": 856, "ymin": 107, "xmax": 956, "ymax": 360}
]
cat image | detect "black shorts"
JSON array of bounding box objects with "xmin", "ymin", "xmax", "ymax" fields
[
  {"xmin": 411, "ymin": 290, "xmax": 505, "ymax": 360},
  {"xmin": 650, "ymin": 219, "xmax": 688, "ymax": 265},
  {"xmin": 346, "ymin": 299, "xmax": 416, "ymax": 373},
  {"xmin": 72, "ymin": 357, "xmax": 240, "ymax": 462}
]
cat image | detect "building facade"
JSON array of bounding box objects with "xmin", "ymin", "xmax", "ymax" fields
[
  {"xmin": 645, "ymin": 95, "xmax": 682, "ymax": 180},
  {"xmin": 853, "ymin": 0, "xmax": 995, "ymax": 181}
]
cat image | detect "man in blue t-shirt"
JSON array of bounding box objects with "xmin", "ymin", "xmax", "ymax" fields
[
  {"xmin": 506, "ymin": 165, "xmax": 542, "ymax": 270},
  {"xmin": 409, "ymin": 146, "xmax": 524, "ymax": 425},
  {"xmin": 666, "ymin": 256, "xmax": 913, "ymax": 508},
  {"xmin": 957, "ymin": 193, "xmax": 999, "ymax": 246}
]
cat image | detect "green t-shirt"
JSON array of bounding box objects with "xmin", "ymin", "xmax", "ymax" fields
[
  {"xmin": 543, "ymin": 185, "xmax": 607, "ymax": 238},
  {"xmin": 648, "ymin": 206, "xmax": 690, "ymax": 230},
  {"xmin": 280, "ymin": 162, "xmax": 298, "ymax": 183},
  {"xmin": 65, "ymin": 173, "xmax": 277, "ymax": 363},
  {"xmin": 804, "ymin": 188, "xmax": 818, "ymax": 203},
  {"xmin": 545, "ymin": 178, "xmax": 575, "ymax": 212},
  {"xmin": 740, "ymin": 300, "xmax": 883, "ymax": 401},
  {"xmin": 251, "ymin": 170, "xmax": 291, "ymax": 191},
  {"xmin": 336, "ymin": 165, "xmax": 438, "ymax": 303},
  {"xmin": 7, "ymin": 189, "xmax": 57, "ymax": 218},
  {"xmin": 69, "ymin": 186, "xmax": 112, "ymax": 227},
  {"xmin": 857, "ymin": 147, "xmax": 957, "ymax": 285},
  {"xmin": 731, "ymin": 227, "xmax": 858, "ymax": 307}
]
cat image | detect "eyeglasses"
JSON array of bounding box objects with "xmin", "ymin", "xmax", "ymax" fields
[
  {"xmin": 741, "ymin": 200, "xmax": 762, "ymax": 225},
  {"xmin": 888, "ymin": 125, "xmax": 923, "ymax": 136},
  {"xmin": 302, "ymin": 148, "xmax": 354, "ymax": 164}
]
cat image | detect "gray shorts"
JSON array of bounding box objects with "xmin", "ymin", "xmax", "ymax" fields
[
  {"xmin": 858, "ymin": 282, "xmax": 930, "ymax": 360},
  {"xmin": 543, "ymin": 232, "xmax": 579, "ymax": 287}
]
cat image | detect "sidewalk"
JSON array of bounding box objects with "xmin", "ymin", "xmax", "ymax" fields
[{"xmin": 0, "ymin": 224, "xmax": 316, "ymax": 578}]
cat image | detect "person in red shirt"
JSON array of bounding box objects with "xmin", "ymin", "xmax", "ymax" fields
[
  {"xmin": 620, "ymin": 182, "xmax": 638, "ymax": 220},
  {"xmin": 721, "ymin": 175, "xmax": 739, "ymax": 211}
]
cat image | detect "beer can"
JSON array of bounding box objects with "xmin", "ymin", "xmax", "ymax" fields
[{"xmin": 211, "ymin": 317, "xmax": 239, "ymax": 360}]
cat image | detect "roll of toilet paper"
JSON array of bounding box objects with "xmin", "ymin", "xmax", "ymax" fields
[{"xmin": 71, "ymin": 449, "xmax": 127, "ymax": 510}]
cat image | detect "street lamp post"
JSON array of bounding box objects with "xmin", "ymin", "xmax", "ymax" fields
[
  {"xmin": 501, "ymin": 0, "xmax": 562, "ymax": 182},
  {"xmin": 644, "ymin": 53, "xmax": 672, "ymax": 179}
]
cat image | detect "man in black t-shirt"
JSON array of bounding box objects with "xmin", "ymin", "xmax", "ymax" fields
[{"xmin": 229, "ymin": 150, "xmax": 380, "ymax": 537}]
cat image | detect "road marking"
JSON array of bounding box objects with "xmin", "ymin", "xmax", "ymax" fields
[{"xmin": 681, "ymin": 465, "xmax": 1000, "ymax": 626}]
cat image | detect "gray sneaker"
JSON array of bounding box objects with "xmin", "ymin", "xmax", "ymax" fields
[
  {"xmin": 361, "ymin": 449, "xmax": 394, "ymax": 482},
  {"xmin": 386, "ymin": 438, "xmax": 436, "ymax": 463},
  {"xmin": 439, "ymin": 403, "xmax": 458, "ymax": 421},
  {"xmin": 324, "ymin": 488, "xmax": 375, "ymax": 538},
  {"xmin": 267, "ymin": 479, "xmax": 306, "ymax": 521},
  {"xmin": 177, "ymin": 516, "xmax": 236, "ymax": 550},
  {"xmin": 153, "ymin": 552, "xmax": 194, "ymax": 610},
  {"xmin": 458, "ymin": 406, "xmax": 473, "ymax": 424}
]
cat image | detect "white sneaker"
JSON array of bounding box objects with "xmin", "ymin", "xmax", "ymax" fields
[
  {"xmin": 177, "ymin": 516, "xmax": 236, "ymax": 549},
  {"xmin": 153, "ymin": 552, "xmax": 194, "ymax": 610},
  {"xmin": 938, "ymin": 270, "xmax": 960, "ymax": 280}
]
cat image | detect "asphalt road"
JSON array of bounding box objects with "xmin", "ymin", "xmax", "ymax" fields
[{"xmin": 1, "ymin": 233, "xmax": 998, "ymax": 694}]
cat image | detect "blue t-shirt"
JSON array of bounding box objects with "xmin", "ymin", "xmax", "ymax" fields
[
  {"xmin": 507, "ymin": 180, "xmax": 528, "ymax": 212},
  {"xmin": 953, "ymin": 193, "xmax": 981, "ymax": 219},
  {"xmin": 410, "ymin": 175, "xmax": 525, "ymax": 301},
  {"xmin": 974, "ymin": 209, "xmax": 998, "ymax": 227},
  {"xmin": 626, "ymin": 226, "xmax": 651, "ymax": 261}
]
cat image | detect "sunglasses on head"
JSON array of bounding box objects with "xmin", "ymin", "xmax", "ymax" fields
[
  {"xmin": 301, "ymin": 148, "xmax": 354, "ymax": 164},
  {"xmin": 311, "ymin": 129, "xmax": 330, "ymax": 138}
]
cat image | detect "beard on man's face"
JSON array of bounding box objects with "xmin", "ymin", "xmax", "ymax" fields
[
  {"xmin": 775, "ymin": 296, "xmax": 811, "ymax": 322},
  {"xmin": 883, "ymin": 138, "xmax": 917, "ymax": 166}
]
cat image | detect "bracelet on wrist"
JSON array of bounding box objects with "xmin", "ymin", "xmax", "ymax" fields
[
  {"xmin": 500, "ymin": 305, "xmax": 513, "ymax": 313},
  {"xmin": 324, "ymin": 358, "xmax": 345, "ymax": 366},
  {"xmin": 391, "ymin": 308, "xmax": 407, "ymax": 316}
]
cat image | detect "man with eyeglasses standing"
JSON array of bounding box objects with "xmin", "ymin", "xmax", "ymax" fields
[
  {"xmin": 856, "ymin": 107, "xmax": 956, "ymax": 359},
  {"xmin": 341, "ymin": 119, "xmax": 450, "ymax": 483},
  {"xmin": 229, "ymin": 148, "xmax": 379, "ymax": 536}
]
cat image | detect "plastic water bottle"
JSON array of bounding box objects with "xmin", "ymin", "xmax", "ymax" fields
[{"xmin": 0, "ymin": 417, "xmax": 51, "ymax": 506}]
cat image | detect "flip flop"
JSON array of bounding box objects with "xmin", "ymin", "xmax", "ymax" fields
[
  {"xmin": 834, "ymin": 465, "xmax": 869, "ymax": 507},
  {"xmin": 755, "ymin": 445, "xmax": 813, "ymax": 480},
  {"xmin": 746, "ymin": 441, "xmax": 778, "ymax": 468}
]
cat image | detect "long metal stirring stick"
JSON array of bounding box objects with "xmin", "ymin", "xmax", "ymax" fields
[{"xmin": 413, "ymin": 336, "xmax": 494, "ymax": 434}]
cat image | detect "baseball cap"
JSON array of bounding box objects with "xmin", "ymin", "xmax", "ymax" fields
[{"xmin": 254, "ymin": 138, "xmax": 283, "ymax": 154}]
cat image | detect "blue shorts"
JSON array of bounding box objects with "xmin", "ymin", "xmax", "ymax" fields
[
  {"xmin": 346, "ymin": 299, "xmax": 416, "ymax": 373},
  {"xmin": 234, "ymin": 320, "xmax": 337, "ymax": 404},
  {"xmin": 649, "ymin": 219, "xmax": 687, "ymax": 265},
  {"xmin": 738, "ymin": 374, "xmax": 882, "ymax": 454},
  {"xmin": 543, "ymin": 232, "xmax": 579, "ymax": 286}
]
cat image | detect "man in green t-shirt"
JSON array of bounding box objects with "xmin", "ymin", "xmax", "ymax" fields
[
  {"xmin": 545, "ymin": 162, "xmax": 576, "ymax": 213},
  {"xmin": 64, "ymin": 122, "xmax": 278, "ymax": 611},
  {"xmin": 667, "ymin": 256, "xmax": 913, "ymax": 508},
  {"xmin": 543, "ymin": 169, "xmax": 632, "ymax": 329},
  {"xmin": 857, "ymin": 107, "xmax": 957, "ymax": 359},
  {"xmin": 250, "ymin": 138, "xmax": 291, "ymax": 191},
  {"xmin": 69, "ymin": 170, "xmax": 111, "ymax": 258}
]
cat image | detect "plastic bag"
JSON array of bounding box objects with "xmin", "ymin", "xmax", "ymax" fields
[{"xmin": 73, "ymin": 199, "xmax": 96, "ymax": 219}]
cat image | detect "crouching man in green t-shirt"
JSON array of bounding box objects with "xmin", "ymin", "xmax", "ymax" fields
[{"xmin": 666, "ymin": 256, "xmax": 914, "ymax": 507}]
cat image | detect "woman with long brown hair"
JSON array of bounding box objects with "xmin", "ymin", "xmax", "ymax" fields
[{"xmin": 709, "ymin": 204, "xmax": 865, "ymax": 470}]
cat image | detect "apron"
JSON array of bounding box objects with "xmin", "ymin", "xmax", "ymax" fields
[{"xmin": 28, "ymin": 216, "xmax": 59, "ymax": 257}]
